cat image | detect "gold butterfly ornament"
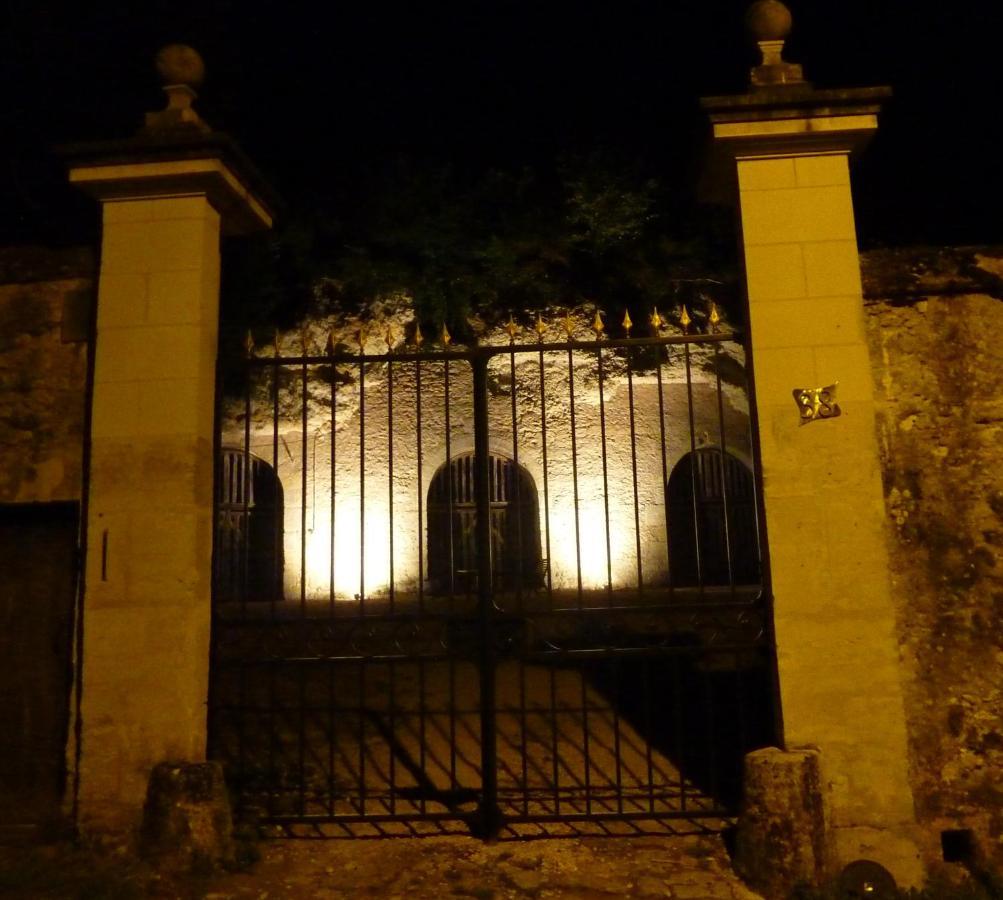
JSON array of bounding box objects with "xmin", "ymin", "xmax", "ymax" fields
[{"xmin": 793, "ymin": 382, "xmax": 841, "ymax": 424}]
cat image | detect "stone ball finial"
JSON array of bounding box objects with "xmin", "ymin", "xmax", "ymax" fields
[
  {"xmin": 745, "ymin": 0, "xmax": 793, "ymax": 42},
  {"xmin": 155, "ymin": 44, "xmax": 205, "ymax": 89}
]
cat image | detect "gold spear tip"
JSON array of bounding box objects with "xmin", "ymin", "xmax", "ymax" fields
[
  {"xmin": 622, "ymin": 308, "xmax": 633, "ymax": 335},
  {"xmin": 413, "ymin": 322, "xmax": 424, "ymax": 347},
  {"xmin": 534, "ymin": 313, "xmax": 548, "ymax": 339},
  {"xmin": 441, "ymin": 322, "xmax": 452, "ymax": 346},
  {"xmin": 591, "ymin": 309, "xmax": 605, "ymax": 338},
  {"xmin": 709, "ymin": 301, "xmax": 721, "ymax": 331},
  {"xmin": 560, "ymin": 309, "xmax": 576, "ymax": 339},
  {"xmin": 244, "ymin": 329, "xmax": 255, "ymax": 356},
  {"xmin": 650, "ymin": 307, "xmax": 664, "ymax": 330},
  {"xmin": 505, "ymin": 314, "xmax": 520, "ymax": 342},
  {"xmin": 384, "ymin": 322, "xmax": 395, "ymax": 349},
  {"xmin": 679, "ymin": 304, "xmax": 692, "ymax": 331}
]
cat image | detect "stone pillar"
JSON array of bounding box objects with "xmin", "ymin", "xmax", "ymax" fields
[
  {"xmin": 703, "ymin": 4, "xmax": 922, "ymax": 886},
  {"xmin": 64, "ymin": 46, "xmax": 273, "ymax": 831}
]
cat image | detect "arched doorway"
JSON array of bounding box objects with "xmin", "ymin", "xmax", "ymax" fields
[
  {"xmin": 215, "ymin": 448, "xmax": 284, "ymax": 603},
  {"xmin": 427, "ymin": 452, "xmax": 542, "ymax": 591},
  {"xmin": 667, "ymin": 448, "xmax": 760, "ymax": 586}
]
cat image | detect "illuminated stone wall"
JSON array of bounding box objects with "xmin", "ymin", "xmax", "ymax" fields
[
  {"xmin": 0, "ymin": 247, "xmax": 92, "ymax": 503},
  {"xmin": 221, "ymin": 312, "xmax": 754, "ymax": 601},
  {"xmin": 863, "ymin": 246, "xmax": 1003, "ymax": 867}
]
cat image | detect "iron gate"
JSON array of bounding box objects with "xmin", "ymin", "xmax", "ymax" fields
[{"xmin": 209, "ymin": 312, "xmax": 778, "ymax": 837}]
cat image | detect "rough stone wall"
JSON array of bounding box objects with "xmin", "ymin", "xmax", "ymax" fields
[
  {"xmin": 0, "ymin": 246, "xmax": 93, "ymax": 503},
  {"xmin": 862, "ymin": 246, "xmax": 1003, "ymax": 868}
]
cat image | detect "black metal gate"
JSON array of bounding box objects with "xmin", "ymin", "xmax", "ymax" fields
[{"xmin": 209, "ymin": 312, "xmax": 778, "ymax": 837}]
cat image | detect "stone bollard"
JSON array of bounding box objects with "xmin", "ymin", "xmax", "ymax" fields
[
  {"xmin": 734, "ymin": 746, "xmax": 829, "ymax": 898},
  {"xmin": 140, "ymin": 761, "xmax": 235, "ymax": 873}
]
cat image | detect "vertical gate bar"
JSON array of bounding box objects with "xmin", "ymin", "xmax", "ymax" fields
[
  {"xmin": 358, "ymin": 661, "xmax": 366, "ymax": 815},
  {"xmin": 298, "ymin": 663, "xmax": 306, "ymax": 815},
  {"xmin": 271, "ymin": 349, "xmax": 280, "ymax": 617},
  {"xmin": 389, "ymin": 659, "xmax": 397, "ymax": 815},
  {"xmin": 566, "ymin": 343, "xmax": 583, "ymax": 604},
  {"xmin": 612, "ymin": 657, "xmax": 623, "ymax": 814},
  {"xmin": 298, "ymin": 355, "xmax": 309, "ymax": 815},
  {"xmin": 294, "ymin": 355, "xmax": 306, "ymax": 818},
  {"xmin": 643, "ymin": 658, "xmax": 655, "ymax": 813},
  {"xmin": 241, "ymin": 350, "xmax": 252, "ymax": 611},
  {"xmin": 682, "ymin": 341, "xmax": 704, "ymax": 593},
  {"xmin": 236, "ymin": 662, "xmax": 247, "ymax": 822},
  {"xmin": 328, "ymin": 355, "xmax": 338, "ymax": 811},
  {"xmin": 415, "ymin": 358, "xmax": 425, "ymax": 612},
  {"xmin": 672, "ymin": 654, "xmax": 686, "ymax": 812},
  {"xmin": 234, "ymin": 346, "xmax": 253, "ymax": 813},
  {"xmin": 358, "ymin": 355, "xmax": 366, "ymax": 611},
  {"xmin": 508, "ymin": 346, "xmax": 524, "ymax": 608},
  {"xmin": 655, "ymin": 346, "xmax": 673, "ymax": 597},
  {"xmin": 625, "ymin": 345, "xmax": 644, "ymax": 593},
  {"xmin": 704, "ymin": 673, "xmax": 719, "ymax": 803},
  {"xmin": 537, "ymin": 345, "xmax": 553, "ymax": 598},
  {"xmin": 473, "ymin": 353, "xmax": 501, "ymax": 837},
  {"xmin": 736, "ymin": 649, "xmax": 750, "ymax": 767},
  {"xmin": 519, "ymin": 656, "xmax": 529, "ymax": 818},
  {"xmin": 266, "ymin": 665, "xmax": 277, "ymax": 820},
  {"xmin": 549, "ymin": 664, "xmax": 561, "ymax": 815},
  {"xmin": 579, "ymin": 658, "xmax": 592, "ymax": 815},
  {"xmin": 595, "ymin": 340, "xmax": 613, "ymax": 601},
  {"xmin": 330, "ymin": 351, "xmax": 337, "ymax": 611},
  {"xmin": 328, "ymin": 660, "xmax": 335, "ymax": 816},
  {"xmin": 387, "ymin": 357, "xmax": 395, "ymax": 611},
  {"xmin": 418, "ymin": 658, "xmax": 427, "ymax": 815},
  {"xmin": 448, "ymin": 646, "xmax": 457, "ymax": 795},
  {"xmin": 712, "ymin": 343, "xmax": 736, "ymax": 595},
  {"xmin": 444, "ymin": 357, "xmax": 459, "ymax": 809},
  {"xmin": 301, "ymin": 354, "xmax": 308, "ymax": 613},
  {"xmin": 444, "ymin": 359, "xmax": 455, "ymax": 598}
]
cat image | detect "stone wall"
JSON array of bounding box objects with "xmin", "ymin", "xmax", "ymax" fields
[
  {"xmin": 0, "ymin": 246, "xmax": 93, "ymax": 503},
  {"xmin": 3, "ymin": 239, "xmax": 1002, "ymax": 862},
  {"xmin": 862, "ymin": 246, "xmax": 1003, "ymax": 868}
]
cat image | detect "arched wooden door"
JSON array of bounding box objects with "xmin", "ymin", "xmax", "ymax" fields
[
  {"xmin": 667, "ymin": 448, "xmax": 760, "ymax": 587},
  {"xmin": 427, "ymin": 452, "xmax": 541, "ymax": 592}
]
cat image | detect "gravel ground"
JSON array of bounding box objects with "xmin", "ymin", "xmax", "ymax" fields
[
  {"xmin": 205, "ymin": 832, "xmax": 764, "ymax": 900},
  {"xmin": 0, "ymin": 832, "xmax": 764, "ymax": 899}
]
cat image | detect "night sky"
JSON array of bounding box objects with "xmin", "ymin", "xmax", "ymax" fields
[{"xmin": 3, "ymin": 0, "xmax": 1002, "ymax": 248}]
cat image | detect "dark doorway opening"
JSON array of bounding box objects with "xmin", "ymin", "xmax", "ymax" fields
[
  {"xmin": 215, "ymin": 448, "xmax": 284, "ymax": 603},
  {"xmin": 0, "ymin": 502, "xmax": 78, "ymax": 838},
  {"xmin": 427, "ymin": 452, "xmax": 542, "ymax": 592},
  {"xmin": 667, "ymin": 449, "xmax": 760, "ymax": 586}
]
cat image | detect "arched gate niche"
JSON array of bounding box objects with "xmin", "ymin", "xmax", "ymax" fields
[
  {"xmin": 667, "ymin": 448, "xmax": 760, "ymax": 586},
  {"xmin": 427, "ymin": 452, "xmax": 542, "ymax": 591},
  {"xmin": 215, "ymin": 448, "xmax": 284, "ymax": 603}
]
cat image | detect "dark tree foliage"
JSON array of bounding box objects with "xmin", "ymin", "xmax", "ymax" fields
[{"xmin": 219, "ymin": 153, "xmax": 740, "ymax": 360}]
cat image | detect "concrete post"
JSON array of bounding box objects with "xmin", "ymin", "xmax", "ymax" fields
[
  {"xmin": 703, "ymin": 6, "xmax": 922, "ymax": 887},
  {"xmin": 64, "ymin": 46, "xmax": 274, "ymax": 831}
]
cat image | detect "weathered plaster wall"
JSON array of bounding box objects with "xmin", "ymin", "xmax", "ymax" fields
[
  {"xmin": 222, "ymin": 309, "xmax": 753, "ymax": 601},
  {"xmin": 0, "ymin": 247, "xmax": 92, "ymax": 503},
  {"xmin": 862, "ymin": 246, "xmax": 1003, "ymax": 867}
]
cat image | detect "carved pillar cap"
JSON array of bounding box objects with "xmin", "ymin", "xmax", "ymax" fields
[
  {"xmin": 145, "ymin": 44, "xmax": 210, "ymax": 134},
  {"xmin": 745, "ymin": 1, "xmax": 805, "ymax": 88}
]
